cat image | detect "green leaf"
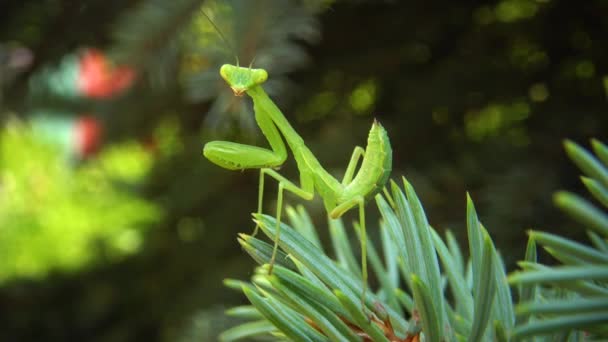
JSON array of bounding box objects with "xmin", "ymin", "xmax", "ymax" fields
[
  {"xmin": 242, "ymin": 285, "xmax": 325, "ymax": 342},
  {"xmin": 519, "ymin": 262, "xmax": 608, "ymax": 297},
  {"xmin": 380, "ymin": 218, "xmax": 400, "ymax": 290},
  {"xmin": 446, "ymin": 229, "xmax": 465, "ymax": 276},
  {"xmin": 238, "ymin": 233, "xmax": 294, "ymax": 269},
  {"xmin": 516, "ymin": 298, "xmax": 608, "ymax": 317},
  {"xmin": 564, "ymin": 140, "xmax": 608, "ymax": 189},
  {"xmin": 255, "ymin": 213, "xmax": 409, "ymax": 333},
  {"xmin": 491, "ymin": 248, "xmax": 515, "ymax": 330},
  {"xmin": 225, "ymin": 305, "xmax": 263, "ymax": 319},
  {"xmin": 581, "ymin": 176, "xmax": 608, "ymax": 208},
  {"xmin": 446, "ymin": 305, "xmax": 472, "ymax": 337},
  {"xmin": 254, "ymin": 214, "xmax": 363, "ymax": 307},
  {"xmin": 509, "ymin": 264, "xmax": 608, "ymax": 284},
  {"xmin": 287, "ymin": 205, "xmax": 323, "ymax": 249},
  {"xmin": 530, "ymin": 230, "xmax": 608, "ymax": 264},
  {"xmin": 465, "ymin": 196, "xmax": 508, "ymax": 336},
  {"xmin": 554, "ymin": 191, "xmax": 608, "ymax": 237},
  {"xmin": 566, "ymin": 330, "xmax": 587, "ymax": 341},
  {"xmin": 431, "ymin": 229, "xmax": 473, "ymax": 320},
  {"xmin": 466, "ymin": 194, "xmax": 484, "ymax": 295},
  {"xmin": 464, "ymin": 260, "xmax": 473, "ymax": 292},
  {"xmin": 224, "ymin": 278, "xmax": 253, "ymax": 292},
  {"xmin": 512, "ymin": 312, "xmax": 608, "ymax": 338},
  {"xmin": 402, "ymin": 177, "xmax": 446, "ymax": 332},
  {"xmin": 544, "ymin": 247, "xmax": 587, "ymax": 266},
  {"xmin": 376, "ymin": 192, "xmax": 410, "ymax": 281},
  {"xmin": 587, "ymin": 230, "xmax": 608, "ymax": 253},
  {"xmin": 468, "ymin": 232, "xmax": 496, "ymax": 342},
  {"xmin": 391, "ymin": 180, "xmax": 424, "ymax": 287},
  {"xmin": 411, "ymin": 274, "xmax": 442, "ymax": 342},
  {"xmin": 219, "ymin": 320, "xmax": 276, "ymax": 341},
  {"xmin": 516, "ymin": 236, "xmax": 539, "ymax": 334},
  {"xmin": 335, "ymin": 290, "xmax": 390, "ymax": 342},
  {"xmin": 518, "ymin": 235, "xmax": 538, "ymax": 304},
  {"xmin": 353, "ymin": 221, "xmax": 403, "ymax": 316},
  {"xmin": 390, "ymin": 179, "xmax": 447, "ymax": 338},
  {"xmin": 592, "ymin": 138, "xmax": 608, "ymax": 169},
  {"xmin": 394, "ymin": 288, "xmax": 414, "ymax": 314},
  {"xmin": 291, "ymin": 257, "xmax": 330, "ymax": 291},
  {"xmin": 271, "ymin": 266, "xmax": 348, "ymax": 319},
  {"xmin": 329, "ymin": 217, "xmax": 361, "ymax": 279},
  {"xmin": 269, "ymin": 275, "xmax": 361, "ymax": 342},
  {"xmin": 494, "ymin": 320, "xmax": 508, "ymax": 342}
]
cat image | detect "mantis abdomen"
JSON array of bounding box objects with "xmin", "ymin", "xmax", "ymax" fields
[{"xmin": 340, "ymin": 120, "xmax": 392, "ymax": 203}]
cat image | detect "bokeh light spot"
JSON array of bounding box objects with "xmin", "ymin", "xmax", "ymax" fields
[
  {"xmin": 432, "ymin": 107, "xmax": 450, "ymax": 124},
  {"xmin": 349, "ymin": 80, "xmax": 377, "ymax": 115},
  {"xmin": 495, "ymin": 0, "xmax": 538, "ymax": 23},
  {"xmin": 529, "ymin": 83, "xmax": 549, "ymax": 102},
  {"xmin": 465, "ymin": 100, "xmax": 531, "ymax": 142},
  {"xmin": 575, "ymin": 60, "xmax": 595, "ymax": 79}
]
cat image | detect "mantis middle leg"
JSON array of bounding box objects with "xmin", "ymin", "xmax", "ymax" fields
[{"xmin": 258, "ymin": 168, "xmax": 314, "ymax": 274}]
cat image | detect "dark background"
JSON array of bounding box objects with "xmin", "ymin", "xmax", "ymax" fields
[{"xmin": 0, "ymin": 0, "xmax": 607, "ymax": 340}]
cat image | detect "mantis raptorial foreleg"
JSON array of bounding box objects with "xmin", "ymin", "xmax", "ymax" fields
[{"xmin": 206, "ymin": 92, "xmax": 290, "ymax": 236}]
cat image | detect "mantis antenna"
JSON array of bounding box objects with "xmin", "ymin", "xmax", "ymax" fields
[
  {"xmin": 248, "ymin": 55, "xmax": 257, "ymax": 69},
  {"xmin": 200, "ymin": 9, "xmax": 240, "ymax": 66}
]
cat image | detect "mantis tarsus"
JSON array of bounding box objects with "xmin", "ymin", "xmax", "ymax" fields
[{"xmin": 203, "ymin": 64, "xmax": 392, "ymax": 306}]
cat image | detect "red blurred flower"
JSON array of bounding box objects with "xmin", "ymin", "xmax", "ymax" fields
[
  {"xmin": 78, "ymin": 49, "xmax": 136, "ymax": 99},
  {"xmin": 75, "ymin": 116, "xmax": 103, "ymax": 157}
]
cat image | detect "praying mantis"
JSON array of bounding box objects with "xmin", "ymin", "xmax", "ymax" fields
[{"xmin": 203, "ymin": 63, "xmax": 392, "ymax": 304}]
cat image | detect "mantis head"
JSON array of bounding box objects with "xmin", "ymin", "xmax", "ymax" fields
[{"xmin": 220, "ymin": 64, "xmax": 268, "ymax": 96}]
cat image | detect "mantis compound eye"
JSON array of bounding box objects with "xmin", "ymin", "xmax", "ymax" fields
[
  {"xmin": 219, "ymin": 64, "xmax": 233, "ymax": 83},
  {"xmin": 253, "ymin": 69, "xmax": 268, "ymax": 85}
]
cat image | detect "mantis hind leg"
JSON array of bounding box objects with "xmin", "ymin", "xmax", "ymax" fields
[
  {"xmin": 259, "ymin": 168, "xmax": 314, "ymax": 274},
  {"xmin": 330, "ymin": 196, "xmax": 368, "ymax": 311},
  {"xmin": 342, "ymin": 146, "xmax": 365, "ymax": 185}
]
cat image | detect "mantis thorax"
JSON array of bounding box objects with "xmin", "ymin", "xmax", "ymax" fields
[{"xmin": 220, "ymin": 64, "xmax": 268, "ymax": 96}]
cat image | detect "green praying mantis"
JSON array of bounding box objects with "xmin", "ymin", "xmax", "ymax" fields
[{"xmin": 203, "ymin": 63, "xmax": 392, "ymax": 304}]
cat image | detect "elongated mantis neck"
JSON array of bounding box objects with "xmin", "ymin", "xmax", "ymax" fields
[
  {"xmin": 246, "ymin": 83, "xmax": 344, "ymax": 202},
  {"xmin": 247, "ymin": 85, "xmax": 305, "ymax": 149}
]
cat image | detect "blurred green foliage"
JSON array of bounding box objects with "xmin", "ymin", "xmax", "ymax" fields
[{"xmin": 0, "ymin": 120, "xmax": 161, "ymax": 281}]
